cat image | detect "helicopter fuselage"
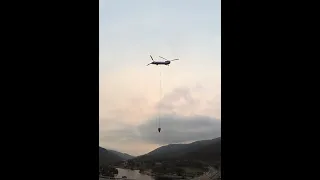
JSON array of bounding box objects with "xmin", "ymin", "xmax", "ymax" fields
[{"xmin": 150, "ymin": 61, "xmax": 170, "ymax": 65}]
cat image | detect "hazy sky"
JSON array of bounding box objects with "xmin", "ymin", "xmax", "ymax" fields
[{"xmin": 99, "ymin": 0, "xmax": 221, "ymax": 156}]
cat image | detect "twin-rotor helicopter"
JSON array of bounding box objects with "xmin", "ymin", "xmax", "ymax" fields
[
  {"xmin": 146, "ymin": 55, "xmax": 179, "ymax": 66},
  {"xmin": 146, "ymin": 55, "xmax": 180, "ymax": 133}
]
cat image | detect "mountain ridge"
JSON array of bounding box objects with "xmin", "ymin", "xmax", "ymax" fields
[
  {"xmin": 108, "ymin": 149, "xmax": 135, "ymax": 160},
  {"xmin": 99, "ymin": 147, "xmax": 123, "ymax": 166},
  {"xmin": 99, "ymin": 147, "xmax": 135, "ymax": 166},
  {"xmin": 133, "ymin": 137, "xmax": 221, "ymax": 165},
  {"xmin": 100, "ymin": 137, "xmax": 221, "ymax": 166}
]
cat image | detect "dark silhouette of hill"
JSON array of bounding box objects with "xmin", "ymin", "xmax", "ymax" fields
[
  {"xmin": 133, "ymin": 137, "xmax": 221, "ymax": 165},
  {"xmin": 182, "ymin": 137, "xmax": 221, "ymax": 164},
  {"xmin": 99, "ymin": 147, "xmax": 124, "ymax": 166},
  {"xmin": 99, "ymin": 147, "xmax": 135, "ymax": 166},
  {"xmin": 108, "ymin": 149, "xmax": 135, "ymax": 160}
]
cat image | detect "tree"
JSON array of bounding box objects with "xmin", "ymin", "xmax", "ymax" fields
[
  {"xmin": 99, "ymin": 166, "xmax": 118, "ymax": 177},
  {"xmin": 175, "ymin": 168, "xmax": 185, "ymax": 176}
]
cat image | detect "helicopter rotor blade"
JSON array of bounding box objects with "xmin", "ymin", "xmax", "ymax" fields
[
  {"xmin": 150, "ymin": 55, "xmax": 154, "ymax": 61},
  {"xmin": 159, "ymin": 56, "xmax": 169, "ymax": 61},
  {"xmin": 169, "ymin": 59, "xmax": 179, "ymax": 61}
]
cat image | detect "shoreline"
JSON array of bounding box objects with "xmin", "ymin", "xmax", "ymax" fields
[{"xmin": 116, "ymin": 167, "xmax": 215, "ymax": 180}]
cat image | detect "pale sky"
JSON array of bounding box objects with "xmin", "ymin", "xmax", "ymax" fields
[{"xmin": 99, "ymin": 0, "xmax": 221, "ymax": 156}]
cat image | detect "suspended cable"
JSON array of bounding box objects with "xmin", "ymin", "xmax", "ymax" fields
[{"xmin": 158, "ymin": 70, "xmax": 162, "ymax": 133}]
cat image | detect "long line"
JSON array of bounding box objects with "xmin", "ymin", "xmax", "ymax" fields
[{"xmin": 159, "ymin": 70, "xmax": 162, "ymax": 128}]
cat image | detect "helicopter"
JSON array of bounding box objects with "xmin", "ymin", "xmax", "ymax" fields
[{"xmin": 146, "ymin": 55, "xmax": 179, "ymax": 66}]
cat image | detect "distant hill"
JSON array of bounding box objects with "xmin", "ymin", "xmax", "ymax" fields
[
  {"xmin": 182, "ymin": 137, "xmax": 221, "ymax": 164},
  {"xmin": 147, "ymin": 139, "xmax": 216, "ymax": 156},
  {"xmin": 99, "ymin": 147, "xmax": 123, "ymax": 166},
  {"xmin": 108, "ymin": 149, "xmax": 135, "ymax": 160},
  {"xmin": 133, "ymin": 137, "xmax": 221, "ymax": 165},
  {"xmin": 99, "ymin": 147, "xmax": 135, "ymax": 166}
]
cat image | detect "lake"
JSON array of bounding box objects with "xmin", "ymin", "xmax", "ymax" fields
[
  {"xmin": 112, "ymin": 167, "xmax": 215, "ymax": 180},
  {"xmin": 116, "ymin": 168, "xmax": 155, "ymax": 180}
]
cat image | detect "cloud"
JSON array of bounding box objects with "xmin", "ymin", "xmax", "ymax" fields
[
  {"xmin": 99, "ymin": 123, "xmax": 159, "ymax": 156},
  {"xmin": 100, "ymin": 128, "xmax": 139, "ymax": 143},
  {"xmin": 99, "ymin": 85, "xmax": 221, "ymax": 155},
  {"xmin": 100, "ymin": 114, "xmax": 220, "ymax": 146},
  {"xmin": 138, "ymin": 114, "xmax": 220, "ymax": 145},
  {"xmin": 156, "ymin": 86, "xmax": 220, "ymax": 118},
  {"xmin": 157, "ymin": 87, "xmax": 199, "ymax": 114}
]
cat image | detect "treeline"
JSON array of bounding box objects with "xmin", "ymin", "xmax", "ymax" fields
[
  {"xmin": 125, "ymin": 159, "xmax": 208, "ymax": 177},
  {"xmin": 99, "ymin": 165, "xmax": 118, "ymax": 177},
  {"xmin": 152, "ymin": 166, "xmax": 186, "ymax": 176}
]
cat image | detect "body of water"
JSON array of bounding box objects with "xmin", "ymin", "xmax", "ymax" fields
[
  {"xmin": 111, "ymin": 167, "xmax": 216, "ymax": 180},
  {"xmin": 116, "ymin": 168, "xmax": 155, "ymax": 180}
]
